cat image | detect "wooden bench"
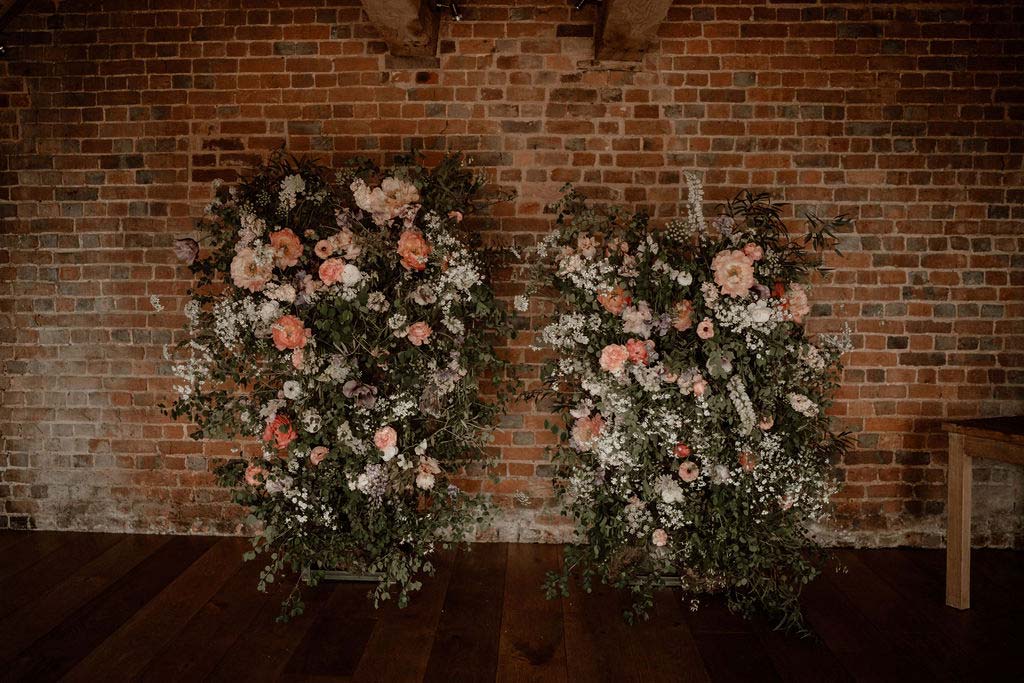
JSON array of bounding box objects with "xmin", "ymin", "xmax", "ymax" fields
[{"xmin": 942, "ymin": 416, "xmax": 1024, "ymax": 609}]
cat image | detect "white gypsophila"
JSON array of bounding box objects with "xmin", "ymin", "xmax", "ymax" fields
[
  {"xmin": 387, "ymin": 396, "xmax": 417, "ymax": 421},
  {"xmin": 556, "ymin": 253, "xmax": 616, "ymax": 293},
  {"xmin": 388, "ymin": 313, "xmax": 407, "ymax": 335},
  {"xmin": 282, "ymin": 380, "xmax": 302, "ymax": 400},
  {"xmin": 684, "ymin": 171, "xmax": 705, "ymax": 234},
  {"xmin": 700, "ymin": 281, "xmax": 720, "ymax": 308},
  {"xmin": 301, "ymin": 409, "xmax": 322, "ymax": 433},
  {"xmin": 171, "ymin": 341, "xmax": 214, "ymax": 401},
  {"xmin": 259, "ymin": 397, "xmax": 286, "ymax": 421},
  {"xmin": 318, "ymin": 354, "xmax": 350, "ymax": 384},
  {"xmin": 150, "ymin": 295, "xmax": 163, "ymax": 312},
  {"xmin": 336, "ymin": 421, "xmax": 368, "ymax": 455},
  {"xmin": 442, "ymin": 314, "xmax": 465, "ymax": 336},
  {"xmin": 213, "ymin": 299, "xmax": 243, "ymax": 346},
  {"xmin": 265, "ymin": 283, "xmax": 297, "ymax": 303},
  {"xmin": 238, "ymin": 206, "xmax": 266, "ymax": 237},
  {"xmin": 184, "ymin": 299, "xmax": 201, "ymax": 328},
  {"xmin": 623, "ymin": 498, "xmax": 653, "ymax": 537},
  {"xmin": 541, "ymin": 313, "xmax": 591, "ymax": 349},
  {"xmin": 279, "ymin": 174, "xmax": 305, "ymax": 212},
  {"xmin": 788, "ymin": 392, "xmax": 819, "ymax": 417},
  {"xmin": 592, "ymin": 427, "xmax": 634, "ymax": 469},
  {"xmin": 442, "ymin": 260, "xmax": 481, "ymax": 293},
  {"xmin": 569, "ymin": 398, "xmax": 595, "ymax": 419},
  {"xmin": 727, "ymin": 375, "xmax": 757, "ymax": 434},
  {"xmin": 513, "ymin": 295, "xmax": 529, "ymax": 312},
  {"xmin": 367, "ymin": 291, "xmax": 390, "ymax": 313},
  {"xmin": 801, "ymin": 344, "xmax": 827, "ymax": 372}
]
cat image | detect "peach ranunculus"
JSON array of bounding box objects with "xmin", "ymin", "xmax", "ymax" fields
[
  {"xmin": 270, "ymin": 228, "xmax": 303, "ymax": 268},
  {"xmin": 742, "ymin": 242, "xmax": 764, "ymax": 261},
  {"xmin": 397, "ymin": 229, "xmax": 432, "ymax": 271},
  {"xmin": 318, "ymin": 257, "xmax": 346, "ymax": 285},
  {"xmin": 571, "ymin": 413, "xmax": 605, "ymax": 449},
  {"xmin": 786, "ymin": 283, "xmax": 811, "ymax": 324},
  {"xmin": 599, "ymin": 344, "xmax": 630, "ymax": 374},
  {"xmin": 597, "ymin": 286, "xmax": 631, "ymax": 315},
  {"xmin": 651, "ymin": 529, "xmax": 668, "ymax": 547},
  {"xmin": 696, "ymin": 318, "xmax": 714, "ymax": 340},
  {"xmin": 244, "ymin": 463, "xmax": 265, "ymax": 486},
  {"xmin": 272, "ymin": 314, "xmax": 311, "ymax": 351},
  {"xmin": 230, "ymin": 247, "xmax": 273, "ymax": 292},
  {"xmin": 672, "ymin": 300, "xmax": 694, "ymax": 331},
  {"xmin": 314, "ymin": 239, "xmax": 334, "ymax": 259},
  {"xmin": 625, "ymin": 338, "xmax": 650, "ymax": 365},
  {"xmin": 309, "ymin": 446, "xmax": 329, "ymax": 466},
  {"xmin": 711, "ymin": 249, "xmax": 756, "ymax": 297},
  {"xmin": 678, "ymin": 460, "xmax": 700, "ymax": 482},
  {"xmin": 406, "ymin": 321, "xmax": 433, "ymax": 346},
  {"xmin": 262, "ymin": 414, "xmax": 297, "ymax": 450}
]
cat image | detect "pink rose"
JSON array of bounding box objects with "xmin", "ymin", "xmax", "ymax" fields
[
  {"xmin": 597, "ymin": 287, "xmax": 631, "ymax": 315},
  {"xmin": 599, "ymin": 344, "xmax": 630, "ymax": 374},
  {"xmin": 314, "ymin": 239, "xmax": 334, "ymax": 259},
  {"xmin": 262, "ymin": 414, "xmax": 296, "ymax": 450},
  {"xmin": 291, "ymin": 348, "xmax": 304, "ymax": 370},
  {"xmin": 230, "ymin": 247, "xmax": 272, "ymax": 292},
  {"xmin": 696, "ymin": 318, "xmax": 714, "ymax": 340},
  {"xmin": 310, "ymin": 446, "xmax": 329, "ymax": 466},
  {"xmin": 397, "ymin": 229, "xmax": 431, "ymax": 271},
  {"xmin": 625, "ymin": 338, "xmax": 649, "ymax": 365},
  {"xmin": 272, "ymin": 315, "xmax": 311, "ymax": 351},
  {"xmin": 786, "ymin": 283, "xmax": 811, "ymax": 324},
  {"xmin": 692, "ymin": 377, "xmax": 708, "ymax": 397},
  {"xmin": 244, "ymin": 463, "xmax": 265, "ymax": 486},
  {"xmin": 270, "ymin": 228, "xmax": 303, "ymax": 268},
  {"xmin": 651, "ymin": 529, "xmax": 668, "ymax": 547},
  {"xmin": 406, "ymin": 321, "xmax": 433, "ymax": 346},
  {"xmin": 571, "ymin": 413, "xmax": 605, "ymax": 449},
  {"xmin": 374, "ymin": 426, "xmax": 398, "ymax": 460},
  {"xmin": 672, "ymin": 300, "xmax": 693, "ymax": 331},
  {"xmin": 742, "ymin": 242, "xmax": 764, "ymax": 261},
  {"xmin": 318, "ymin": 257, "xmax": 346, "ymax": 285},
  {"xmin": 711, "ymin": 249, "xmax": 755, "ymax": 298},
  {"xmin": 678, "ymin": 460, "xmax": 699, "ymax": 482}
]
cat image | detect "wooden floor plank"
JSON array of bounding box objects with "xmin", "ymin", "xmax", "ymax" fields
[
  {"xmin": 496, "ymin": 543, "xmax": 567, "ymax": 683},
  {"xmin": 0, "ymin": 530, "xmax": 71, "ymax": 582},
  {"xmin": 0, "ymin": 532, "xmax": 121, "ymax": 615},
  {"xmin": 352, "ymin": 548, "xmax": 456, "ymax": 683},
  {"xmin": 0, "ymin": 530, "xmax": 30, "ymax": 552},
  {"xmin": 423, "ymin": 543, "xmax": 508, "ymax": 683},
  {"xmin": 134, "ymin": 553, "xmax": 271, "ymax": 682},
  {"xmin": 62, "ymin": 537, "xmax": 246, "ymax": 682},
  {"xmin": 0, "ymin": 534, "xmax": 170, "ymax": 666},
  {"xmin": 3, "ymin": 535, "xmax": 215, "ymax": 681}
]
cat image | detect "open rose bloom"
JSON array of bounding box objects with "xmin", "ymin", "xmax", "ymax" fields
[
  {"xmin": 534, "ymin": 176, "xmax": 851, "ymax": 627},
  {"xmin": 167, "ymin": 153, "xmax": 517, "ymax": 618}
]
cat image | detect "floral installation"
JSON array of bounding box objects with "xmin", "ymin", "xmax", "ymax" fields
[
  {"xmin": 166, "ymin": 152, "xmax": 516, "ymax": 617},
  {"xmin": 527, "ymin": 174, "xmax": 853, "ymax": 629}
]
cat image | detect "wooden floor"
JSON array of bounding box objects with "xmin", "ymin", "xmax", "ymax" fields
[{"xmin": 0, "ymin": 532, "xmax": 1022, "ymax": 682}]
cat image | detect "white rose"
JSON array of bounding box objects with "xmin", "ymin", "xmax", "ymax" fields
[
  {"xmin": 282, "ymin": 381, "xmax": 302, "ymax": 400},
  {"xmin": 341, "ymin": 264, "xmax": 362, "ymax": 287},
  {"xmin": 676, "ymin": 271, "xmax": 693, "ymax": 286},
  {"xmin": 749, "ymin": 302, "xmax": 772, "ymax": 324}
]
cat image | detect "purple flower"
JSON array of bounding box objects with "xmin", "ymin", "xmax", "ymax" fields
[
  {"xmin": 342, "ymin": 380, "xmax": 378, "ymax": 409},
  {"xmin": 173, "ymin": 238, "xmax": 200, "ymax": 264}
]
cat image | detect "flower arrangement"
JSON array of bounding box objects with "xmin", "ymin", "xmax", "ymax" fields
[
  {"xmin": 167, "ymin": 152, "xmax": 515, "ymax": 617},
  {"xmin": 529, "ymin": 174, "xmax": 852, "ymax": 628}
]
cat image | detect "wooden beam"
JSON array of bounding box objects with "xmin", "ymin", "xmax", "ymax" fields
[
  {"xmin": 595, "ymin": 0, "xmax": 672, "ymax": 61},
  {"xmin": 359, "ymin": 0, "xmax": 439, "ymax": 58}
]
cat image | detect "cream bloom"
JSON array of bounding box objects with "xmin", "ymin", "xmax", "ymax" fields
[
  {"xmin": 230, "ymin": 247, "xmax": 273, "ymax": 292},
  {"xmin": 711, "ymin": 249, "xmax": 755, "ymax": 298}
]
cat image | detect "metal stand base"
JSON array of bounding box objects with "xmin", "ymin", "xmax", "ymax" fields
[{"xmin": 303, "ymin": 567, "xmax": 384, "ymax": 582}]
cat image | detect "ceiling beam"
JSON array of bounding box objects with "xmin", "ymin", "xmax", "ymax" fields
[
  {"xmin": 359, "ymin": 0, "xmax": 438, "ymax": 58},
  {"xmin": 595, "ymin": 0, "xmax": 672, "ymax": 61}
]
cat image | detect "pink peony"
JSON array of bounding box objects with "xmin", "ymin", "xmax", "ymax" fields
[
  {"xmin": 786, "ymin": 283, "xmax": 811, "ymax": 324},
  {"xmin": 597, "ymin": 287, "xmax": 631, "ymax": 315},
  {"xmin": 230, "ymin": 247, "xmax": 273, "ymax": 292},
  {"xmin": 374, "ymin": 426, "xmax": 398, "ymax": 452},
  {"xmin": 262, "ymin": 414, "xmax": 296, "ymax": 450},
  {"xmin": 397, "ymin": 229, "xmax": 432, "ymax": 271},
  {"xmin": 678, "ymin": 460, "xmax": 700, "ymax": 482},
  {"xmin": 406, "ymin": 321, "xmax": 433, "ymax": 346},
  {"xmin": 651, "ymin": 529, "xmax": 668, "ymax": 547},
  {"xmin": 272, "ymin": 315, "xmax": 311, "ymax": 351},
  {"xmin": 244, "ymin": 463, "xmax": 265, "ymax": 486},
  {"xmin": 270, "ymin": 228, "xmax": 303, "ymax": 268},
  {"xmin": 742, "ymin": 242, "xmax": 764, "ymax": 261},
  {"xmin": 711, "ymin": 249, "xmax": 756, "ymax": 298},
  {"xmin": 314, "ymin": 239, "xmax": 334, "ymax": 259},
  {"xmin": 318, "ymin": 257, "xmax": 346, "ymax": 285},
  {"xmin": 571, "ymin": 413, "xmax": 605, "ymax": 448},
  {"xmin": 599, "ymin": 344, "xmax": 630, "ymax": 374},
  {"xmin": 330, "ymin": 228, "xmax": 361, "ymax": 260},
  {"xmin": 625, "ymin": 338, "xmax": 649, "ymax": 365},
  {"xmin": 696, "ymin": 318, "xmax": 714, "ymax": 340},
  {"xmin": 672, "ymin": 300, "xmax": 694, "ymax": 331},
  {"xmin": 416, "ymin": 456, "xmax": 441, "ymax": 490},
  {"xmin": 310, "ymin": 446, "xmax": 329, "ymax": 466}
]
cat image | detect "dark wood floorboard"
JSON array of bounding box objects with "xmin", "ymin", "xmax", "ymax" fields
[{"xmin": 1, "ymin": 535, "xmax": 1022, "ymax": 682}]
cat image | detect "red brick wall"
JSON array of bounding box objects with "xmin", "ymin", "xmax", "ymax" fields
[{"xmin": 2, "ymin": 0, "xmax": 1022, "ymax": 546}]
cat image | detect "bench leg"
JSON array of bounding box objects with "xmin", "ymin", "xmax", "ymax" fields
[{"xmin": 945, "ymin": 432, "xmax": 971, "ymax": 609}]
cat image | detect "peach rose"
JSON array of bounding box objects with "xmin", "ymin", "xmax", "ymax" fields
[
  {"xmin": 692, "ymin": 377, "xmax": 708, "ymax": 397},
  {"xmin": 318, "ymin": 257, "xmax": 346, "ymax": 285},
  {"xmin": 571, "ymin": 413, "xmax": 605, "ymax": 448},
  {"xmin": 374, "ymin": 426, "xmax": 398, "ymax": 460},
  {"xmin": 672, "ymin": 300, "xmax": 694, "ymax": 331},
  {"xmin": 678, "ymin": 460, "xmax": 699, "ymax": 482},
  {"xmin": 742, "ymin": 242, "xmax": 764, "ymax": 261},
  {"xmin": 270, "ymin": 228, "xmax": 303, "ymax": 268},
  {"xmin": 597, "ymin": 286, "xmax": 631, "ymax": 315},
  {"xmin": 244, "ymin": 463, "xmax": 265, "ymax": 486},
  {"xmin": 230, "ymin": 247, "xmax": 273, "ymax": 292},
  {"xmin": 310, "ymin": 446, "xmax": 329, "ymax": 466},
  {"xmin": 599, "ymin": 344, "xmax": 630, "ymax": 374},
  {"xmin": 314, "ymin": 239, "xmax": 334, "ymax": 259},
  {"xmin": 397, "ymin": 229, "xmax": 431, "ymax": 271},
  {"xmin": 272, "ymin": 315, "xmax": 311, "ymax": 351},
  {"xmin": 651, "ymin": 529, "xmax": 668, "ymax": 547},
  {"xmin": 711, "ymin": 249, "xmax": 755, "ymax": 298},
  {"xmin": 625, "ymin": 338, "xmax": 649, "ymax": 365},
  {"xmin": 406, "ymin": 321, "xmax": 433, "ymax": 346},
  {"xmin": 262, "ymin": 414, "xmax": 296, "ymax": 450},
  {"xmin": 786, "ymin": 283, "xmax": 811, "ymax": 324},
  {"xmin": 758, "ymin": 415, "xmax": 774, "ymax": 431},
  {"xmin": 696, "ymin": 318, "xmax": 714, "ymax": 340}
]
